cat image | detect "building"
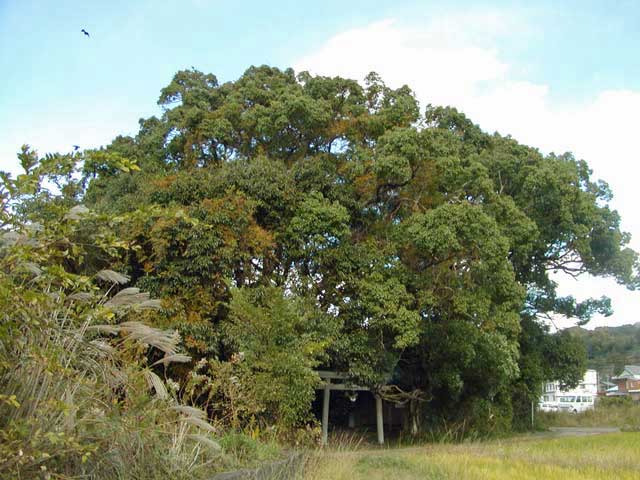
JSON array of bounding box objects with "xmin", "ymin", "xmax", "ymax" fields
[
  {"xmin": 539, "ymin": 369, "xmax": 598, "ymax": 412},
  {"xmin": 610, "ymin": 365, "xmax": 640, "ymax": 401}
]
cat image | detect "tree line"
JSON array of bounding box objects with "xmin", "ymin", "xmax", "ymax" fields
[{"xmin": 567, "ymin": 323, "xmax": 640, "ymax": 378}]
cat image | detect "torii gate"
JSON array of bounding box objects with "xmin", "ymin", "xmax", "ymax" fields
[{"xmin": 316, "ymin": 371, "xmax": 385, "ymax": 445}]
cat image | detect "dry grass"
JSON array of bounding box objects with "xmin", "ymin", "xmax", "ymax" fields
[
  {"xmin": 0, "ymin": 271, "xmax": 222, "ymax": 479},
  {"xmin": 304, "ymin": 432, "xmax": 640, "ymax": 480}
]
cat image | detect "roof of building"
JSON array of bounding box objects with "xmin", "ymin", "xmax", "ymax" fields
[{"xmin": 612, "ymin": 365, "xmax": 640, "ymax": 380}]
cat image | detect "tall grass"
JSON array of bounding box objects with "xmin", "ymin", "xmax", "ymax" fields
[
  {"xmin": 0, "ymin": 261, "xmax": 222, "ymax": 478},
  {"xmin": 538, "ymin": 397, "xmax": 640, "ymax": 430}
]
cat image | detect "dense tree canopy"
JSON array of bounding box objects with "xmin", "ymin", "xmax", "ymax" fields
[{"xmin": 7, "ymin": 65, "xmax": 639, "ymax": 435}]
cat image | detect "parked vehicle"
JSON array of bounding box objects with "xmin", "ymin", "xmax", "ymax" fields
[
  {"xmin": 539, "ymin": 401, "xmax": 559, "ymax": 412},
  {"xmin": 557, "ymin": 395, "xmax": 595, "ymax": 413},
  {"xmin": 539, "ymin": 370, "xmax": 599, "ymax": 413}
]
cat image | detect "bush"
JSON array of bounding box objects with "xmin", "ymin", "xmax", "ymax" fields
[
  {"xmin": 218, "ymin": 432, "xmax": 280, "ymax": 467},
  {"xmin": 597, "ymin": 395, "xmax": 635, "ymax": 408},
  {"xmin": 221, "ymin": 286, "xmax": 338, "ymax": 431}
]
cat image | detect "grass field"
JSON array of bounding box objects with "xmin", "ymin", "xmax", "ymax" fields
[{"xmin": 304, "ymin": 432, "xmax": 640, "ymax": 480}]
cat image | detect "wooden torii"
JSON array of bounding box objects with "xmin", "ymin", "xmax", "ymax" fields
[{"xmin": 316, "ymin": 370, "xmax": 385, "ymax": 445}]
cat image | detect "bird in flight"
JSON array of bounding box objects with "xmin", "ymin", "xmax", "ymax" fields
[
  {"xmin": 81, "ymin": 29, "xmax": 90, "ymax": 37},
  {"xmin": 72, "ymin": 145, "xmax": 80, "ymax": 151}
]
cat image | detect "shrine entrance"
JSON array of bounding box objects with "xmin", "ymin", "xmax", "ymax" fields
[{"xmin": 316, "ymin": 371, "xmax": 385, "ymax": 445}]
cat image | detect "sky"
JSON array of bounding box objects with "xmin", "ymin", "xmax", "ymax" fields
[{"xmin": 1, "ymin": 0, "xmax": 639, "ymax": 329}]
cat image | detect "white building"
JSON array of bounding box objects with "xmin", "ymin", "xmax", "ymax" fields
[{"xmin": 539, "ymin": 369, "xmax": 598, "ymax": 412}]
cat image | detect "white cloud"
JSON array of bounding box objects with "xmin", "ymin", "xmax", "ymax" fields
[
  {"xmin": 296, "ymin": 19, "xmax": 509, "ymax": 109},
  {"xmin": 295, "ymin": 16, "xmax": 640, "ymax": 329}
]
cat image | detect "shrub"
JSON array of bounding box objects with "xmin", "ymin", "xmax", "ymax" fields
[{"xmin": 220, "ymin": 286, "xmax": 338, "ymax": 431}]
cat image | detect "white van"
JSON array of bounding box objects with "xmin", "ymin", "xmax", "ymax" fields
[{"xmin": 557, "ymin": 395, "xmax": 594, "ymax": 413}]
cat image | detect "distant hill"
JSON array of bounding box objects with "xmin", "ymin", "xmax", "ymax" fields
[{"xmin": 566, "ymin": 323, "xmax": 640, "ymax": 380}]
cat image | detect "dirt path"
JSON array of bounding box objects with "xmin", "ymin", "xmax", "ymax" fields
[{"xmin": 542, "ymin": 426, "xmax": 621, "ymax": 437}]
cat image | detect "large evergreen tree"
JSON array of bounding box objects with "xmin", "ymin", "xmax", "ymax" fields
[{"xmin": 13, "ymin": 66, "xmax": 638, "ymax": 434}]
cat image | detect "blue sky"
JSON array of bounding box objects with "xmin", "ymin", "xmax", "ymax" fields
[{"xmin": 1, "ymin": 0, "xmax": 639, "ymax": 328}]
